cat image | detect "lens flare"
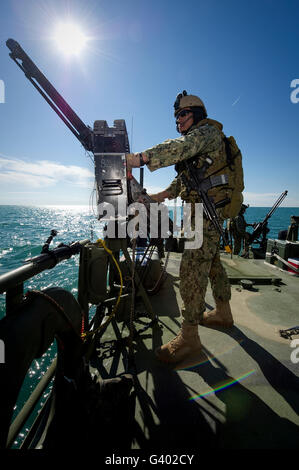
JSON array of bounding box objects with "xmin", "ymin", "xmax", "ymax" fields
[
  {"xmin": 189, "ymin": 369, "xmax": 256, "ymax": 400},
  {"xmin": 53, "ymin": 22, "xmax": 88, "ymax": 56}
]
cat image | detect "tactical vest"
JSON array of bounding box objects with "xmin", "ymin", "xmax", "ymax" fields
[{"xmin": 176, "ymin": 119, "xmax": 244, "ymax": 219}]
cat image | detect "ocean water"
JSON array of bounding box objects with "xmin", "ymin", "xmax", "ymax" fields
[
  {"xmin": 0, "ymin": 204, "xmax": 103, "ymax": 446},
  {"xmin": 0, "ymin": 205, "xmax": 102, "ymax": 316},
  {"xmin": 0, "ymin": 204, "xmax": 298, "ymax": 446},
  {"xmin": 1, "ymin": 204, "xmax": 298, "ymax": 317}
]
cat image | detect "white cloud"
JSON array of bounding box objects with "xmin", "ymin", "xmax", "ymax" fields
[
  {"xmin": 0, "ymin": 155, "xmax": 94, "ymax": 189},
  {"xmin": 1, "ymin": 154, "xmax": 297, "ymax": 207},
  {"xmin": 243, "ymin": 191, "xmax": 295, "ymax": 207}
]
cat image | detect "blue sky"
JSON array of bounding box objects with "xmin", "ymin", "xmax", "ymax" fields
[{"xmin": 0, "ymin": 0, "xmax": 299, "ymax": 206}]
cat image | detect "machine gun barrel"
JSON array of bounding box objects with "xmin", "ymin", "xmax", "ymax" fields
[
  {"xmin": 0, "ymin": 239, "xmax": 89, "ymax": 294},
  {"xmin": 6, "ymin": 39, "xmax": 93, "ymax": 151},
  {"xmin": 264, "ymin": 190, "xmax": 288, "ymax": 221},
  {"xmin": 248, "ymin": 190, "xmax": 288, "ymax": 244}
]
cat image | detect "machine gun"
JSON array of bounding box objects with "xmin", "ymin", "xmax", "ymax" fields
[
  {"xmin": 248, "ymin": 190, "xmax": 288, "ymax": 249},
  {"xmin": 6, "ymin": 39, "xmax": 174, "ymax": 244},
  {"xmin": 180, "ymin": 156, "xmax": 232, "ymax": 253},
  {"xmin": 6, "ymin": 39, "xmax": 128, "ymax": 217}
]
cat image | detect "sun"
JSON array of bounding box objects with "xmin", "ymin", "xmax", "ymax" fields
[{"xmin": 53, "ymin": 22, "xmax": 88, "ymax": 56}]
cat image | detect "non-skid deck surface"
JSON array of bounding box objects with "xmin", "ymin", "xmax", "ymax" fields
[{"xmin": 92, "ymin": 253, "xmax": 299, "ymax": 449}]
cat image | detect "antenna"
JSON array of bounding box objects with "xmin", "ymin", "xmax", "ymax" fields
[{"xmin": 130, "ymin": 115, "xmax": 144, "ymax": 187}]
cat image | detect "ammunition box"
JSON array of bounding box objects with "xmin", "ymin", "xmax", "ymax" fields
[
  {"xmin": 265, "ymin": 239, "xmax": 299, "ymax": 270},
  {"xmin": 78, "ymin": 243, "xmax": 109, "ymax": 305}
]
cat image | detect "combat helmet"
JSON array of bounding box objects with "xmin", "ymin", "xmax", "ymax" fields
[
  {"xmin": 174, "ymin": 90, "xmax": 207, "ymax": 117},
  {"xmin": 240, "ymin": 204, "xmax": 249, "ymax": 214}
]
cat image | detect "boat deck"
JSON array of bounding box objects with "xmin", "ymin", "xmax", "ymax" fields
[{"xmin": 91, "ymin": 253, "xmax": 299, "ymax": 450}]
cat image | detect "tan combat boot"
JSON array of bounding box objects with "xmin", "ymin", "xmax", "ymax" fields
[
  {"xmin": 201, "ymin": 300, "xmax": 234, "ymax": 328},
  {"xmin": 155, "ymin": 320, "xmax": 202, "ymax": 363}
]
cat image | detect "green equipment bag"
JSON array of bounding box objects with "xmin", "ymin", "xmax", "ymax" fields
[
  {"xmin": 196, "ymin": 119, "xmax": 244, "ymax": 219},
  {"xmin": 221, "ymin": 134, "xmax": 244, "ymax": 219},
  {"xmin": 174, "ymin": 119, "xmax": 244, "ymax": 219}
]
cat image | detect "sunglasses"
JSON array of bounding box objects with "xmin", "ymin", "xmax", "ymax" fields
[{"xmin": 176, "ymin": 109, "xmax": 192, "ymax": 120}]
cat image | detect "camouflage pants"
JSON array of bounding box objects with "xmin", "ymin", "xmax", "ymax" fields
[
  {"xmin": 232, "ymin": 231, "xmax": 250, "ymax": 256},
  {"xmin": 179, "ymin": 219, "xmax": 231, "ymax": 325}
]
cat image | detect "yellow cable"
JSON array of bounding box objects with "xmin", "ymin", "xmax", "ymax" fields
[{"xmin": 81, "ymin": 239, "xmax": 123, "ymax": 340}]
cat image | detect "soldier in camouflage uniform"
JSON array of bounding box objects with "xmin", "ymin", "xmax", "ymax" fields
[
  {"xmin": 228, "ymin": 204, "xmax": 254, "ymax": 257},
  {"xmin": 126, "ymin": 91, "xmax": 234, "ymax": 364}
]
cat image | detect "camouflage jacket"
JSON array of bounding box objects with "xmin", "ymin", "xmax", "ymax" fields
[
  {"xmin": 234, "ymin": 214, "xmax": 247, "ymax": 236},
  {"xmin": 144, "ymin": 119, "xmax": 229, "ymax": 204}
]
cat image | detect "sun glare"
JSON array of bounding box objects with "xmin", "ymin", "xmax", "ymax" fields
[{"xmin": 53, "ymin": 22, "xmax": 88, "ymax": 56}]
